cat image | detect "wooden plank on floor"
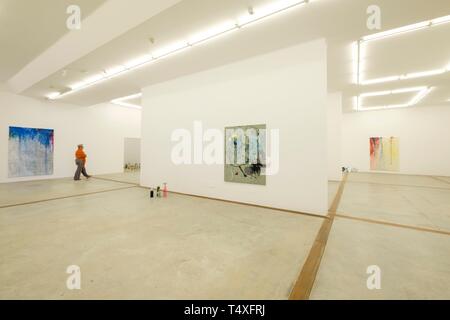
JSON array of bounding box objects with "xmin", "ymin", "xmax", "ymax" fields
[
  {"xmin": 335, "ymin": 213, "xmax": 450, "ymax": 236},
  {"xmin": 0, "ymin": 186, "xmax": 137, "ymax": 209},
  {"xmin": 91, "ymin": 176, "xmax": 140, "ymax": 185},
  {"xmin": 288, "ymin": 173, "xmax": 348, "ymax": 300},
  {"xmin": 142, "ymin": 188, "xmax": 326, "ymax": 220},
  {"xmin": 431, "ymin": 176, "xmax": 450, "ymax": 185}
]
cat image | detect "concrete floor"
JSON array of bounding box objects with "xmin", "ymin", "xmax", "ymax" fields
[
  {"xmin": 311, "ymin": 172, "xmax": 450, "ymax": 300},
  {"xmin": 0, "ymin": 175, "xmax": 321, "ymax": 299},
  {"xmin": 1, "ymin": 171, "xmax": 449, "ymax": 299},
  {"xmin": 339, "ymin": 173, "xmax": 450, "ymax": 231},
  {"xmin": 310, "ymin": 217, "xmax": 450, "ymax": 299},
  {"xmin": 0, "ymin": 178, "xmax": 133, "ymax": 208},
  {"xmin": 94, "ymin": 171, "xmax": 140, "ymax": 185}
]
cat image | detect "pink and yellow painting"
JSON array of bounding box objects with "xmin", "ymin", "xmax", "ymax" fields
[{"xmin": 370, "ymin": 137, "xmax": 399, "ymax": 171}]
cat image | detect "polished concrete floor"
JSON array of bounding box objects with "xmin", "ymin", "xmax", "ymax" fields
[
  {"xmin": 311, "ymin": 172, "xmax": 450, "ymax": 300},
  {"xmin": 1, "ymin": 172, "xmax": 449, "ymax": 299},
  {"xmin": 0, "ymin": 174, "xmax": 321, "ymax": 299},
  {"xmin": 0, "ymin": 177, "xmax": 133, "ymax": 208},
  {"xmin": 95, "ymin": 171, "xmax": 140, "ymax": 185}
]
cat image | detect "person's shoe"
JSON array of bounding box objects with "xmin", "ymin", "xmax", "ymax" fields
[{"xmin": 74, "ymin": 179, "xmax": 80, "ymax": 181}]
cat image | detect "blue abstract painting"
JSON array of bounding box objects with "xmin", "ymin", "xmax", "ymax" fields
[{"xmin": 8, "ymin": 126, "xmax": 54, "ymax": 177}]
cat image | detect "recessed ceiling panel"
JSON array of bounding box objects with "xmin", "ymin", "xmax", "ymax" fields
[{"xmin": 360, "ymin": 23, "xmax": 450, "ymax": 81}]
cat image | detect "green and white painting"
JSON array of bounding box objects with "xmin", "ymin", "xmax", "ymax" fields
[{"xmin": 224, "ymin": 124, "xmax": 266, "ymax": 185}]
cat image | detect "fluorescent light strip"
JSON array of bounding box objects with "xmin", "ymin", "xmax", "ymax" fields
[
  {"xmin": 237, "ymin": 0, "xmax": 306, "ymax": 27},
  {"xmin": 187, "ymin": 21, "xmax": 238, "ymax": 45},
  {"xmin": 47, "ymin": 0, "xmax": 309, "ymax": 100},
  {"xmin": 356, "ymin": 86, "xmax": 432, "ymax": 111},
  {"xmin": 361, "ymin": 21, "xmax": 430, "ymax": 43},
  {"xmin": 111, "ymin": 93, "xmax": 143, "ymax": 109},
  {"xmin": 112, "ymin": 101, "xmax": 142, "ymax": 109},
  {"xmin": 46, "ymin": 92, "xmax": 61, "ymax": 100},
  {"xmin": 352, "ymin": 41, "xmax": 360, "ymax": 84},
  {"xmin": 360, "ymin": 68, "xmax": 447, "ymax": 85},
  {"xmin": 361, "ymin": 14, "xmax": 450, "ymax": 43},
  {"xmin": 354, "ymin": 14, "xmax": 450, "ymax": 85}
]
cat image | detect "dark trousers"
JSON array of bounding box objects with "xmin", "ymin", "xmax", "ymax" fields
[{"xmin": 74, "ymin": 159, "xmax": 89, "ymax": 180}]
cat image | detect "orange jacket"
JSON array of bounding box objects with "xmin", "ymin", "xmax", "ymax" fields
[{"xmin": 75, "ymin": 148, "xmax": 87, "ymax": 162}]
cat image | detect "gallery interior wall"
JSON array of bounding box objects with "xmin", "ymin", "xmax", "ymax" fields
[
  {"xmin": 124, "ymin": 137, "xmax": 141, "ymax": 165},
  {"xmin": 141, "ymin": 39, "xmax": 329, "ymax": 215},
  {"xmin": 0, "ymin": 91, "xmax": 141, "ymax": 183},
  {"xmin": 327, "ymin": 92, "xmax": 342, "ymax": 181},
  {"xmin": 342, "ymin": 105, "xmax": 450, "ymax": 176}
]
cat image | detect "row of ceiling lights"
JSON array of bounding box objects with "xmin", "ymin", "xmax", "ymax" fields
[
  {"xmin": 353, "ymin": 14, "xmax": 450, "ymax": 111},
  {"xmin": 47, "ymin": 0, "xmax": 448, "ymax": 112},
  {"xmin": 47, "ymin": 0, "xmax": 310, "ymax": 101},
  {"xmin": 355, "ymin": 86, "xmax": 433, "ymax": 111}
]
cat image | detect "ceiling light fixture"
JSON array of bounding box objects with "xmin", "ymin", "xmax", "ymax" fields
[
  {"xmin": 187, "ymin": 21, "xmax": 237, "ymax": 46},
  {"xmin": 104, "ymin": 65, "xmax": 127, "ymax": 77},
  {"xmin": 111, "ymin": 92, "xmax": 142, "ymax": 109},
  {"xmin": 353, "ymin": 14, "xmax": 450, "ymax": 85},
  {"xmin": 355, "ymin": 86, "xmax": 433, "ymax": 111},
  {"xmin": 361, "ymin": 21, "xmax": 430, "ymax": 43},
  {"xmin": 152, "ymin": 41, "xmax": 189, "ymax": 59},
  {"xmin": 124, "ymin": 55, "xmax": 154, "ymax": 70},
  {"xmin": 352, "ymin": 41, "xmax": 360, "ymax": 84},
  {"xmin": 48, "ymin": 0, "xmax": 309, "ymax": 100},
  {"xmin": 237, "ymin": 0, "xmax": 306, "ymax": 27},
  {"xmin": 361, "ymin": 15, "xmax": 450, "ymax": 43},
  {"xmin": 46, "ymin": 92, "xmax": 61, "ymax": 100}
]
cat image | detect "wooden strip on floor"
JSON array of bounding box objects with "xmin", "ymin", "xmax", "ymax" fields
[
  {"xmin": 160, "ymin": 189, "xmax": 326, "ymax": 220},
  {"xmin": 345, "ymin": 180, "xmax": 450, "ymax": 191},
  {"xmin": 0, "ymin": 186, "xmax": 137, "ymax": 209},
  {"xmin": 289, "ymin": 173, "xmax": 348, "ymax": 300},
  {"xmin": 91, "ymin": 176, "xmax": 140, "ymax": 186},
  {"xmin": 335, "ymin": 213, "xmax": 450, "ymax": 236},
  {"xmin": 430, "ymin": 176, "xmax": 450, "ymax": 185},
  {"xmin": 138, "ymin": 185, "xmax": 325, "ymax": 219}
]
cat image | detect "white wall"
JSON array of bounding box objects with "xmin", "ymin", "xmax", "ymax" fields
[
  {"xmin": 124, "ymin": 137, "xmax": 141, "ymax": 164},
  {"xmin": 327, "ymin": 92, "xmax": 342, "ymax": 181},
  {"xmin": 0, "ymin": 91, "xmax": 141, "ymax": 183},
  {"xmin": 141, "ymin": 39, "xmax": 328, "ymax": 215},
  {"xmin": 342, "ymin": 105, "xmax": 450, "ymax": 176}
]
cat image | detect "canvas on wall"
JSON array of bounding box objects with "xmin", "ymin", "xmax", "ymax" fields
[
  {"xmin": 8, "ymin": 126, "xmax": 54, "ymax": 178},
  {"xmin": 370, "ymin": 137, "xmax": 399, "ymax": 172},
  {"xmin": 224, "ymin": 124, "xmax": 266, "ymax": 185}
]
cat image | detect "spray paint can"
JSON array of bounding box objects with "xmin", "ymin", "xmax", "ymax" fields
[
  {"xmin": 157, "ymin": 186, "xmax": 161, "ymax": 198},
  {"xmin": 163, "ymin": 183, "xmax": 168, "ymax": 198}
]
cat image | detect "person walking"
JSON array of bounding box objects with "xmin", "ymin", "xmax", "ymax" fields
[{"xmin": 74, "ymin": 144, "xmax": 91, "ymax": 180}]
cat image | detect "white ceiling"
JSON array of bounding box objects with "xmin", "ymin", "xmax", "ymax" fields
[
  {"xmin": 2, "ymin": 0, "xmax": 450, "ymax": 112},
  {"xmin": 0, "ymin": 0, "xmax": 106, "ymax": 81}
]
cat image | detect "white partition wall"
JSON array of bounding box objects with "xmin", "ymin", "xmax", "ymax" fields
[
  {"xmin": 327, "ymin": 92, "xmax": 343, "ymax": 181},
  {"xmin": 342, "ymin": 105, "xmax": 450, "ymax": 176},
  {"xmin": 141, "ymin": 39, "xmax": 328, "ymax": 215}
]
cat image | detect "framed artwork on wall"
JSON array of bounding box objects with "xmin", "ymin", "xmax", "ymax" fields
[
  {"xmin": 8, "ymin": 126, "xmax": 54, "ymax": 178},
  {"xmin": 370, "ymin": 137, "xmax": 399, "ymax": 172},
  {"xmin": 224, "ymin": 124, "xmax": 266, "ymax": 185}
]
